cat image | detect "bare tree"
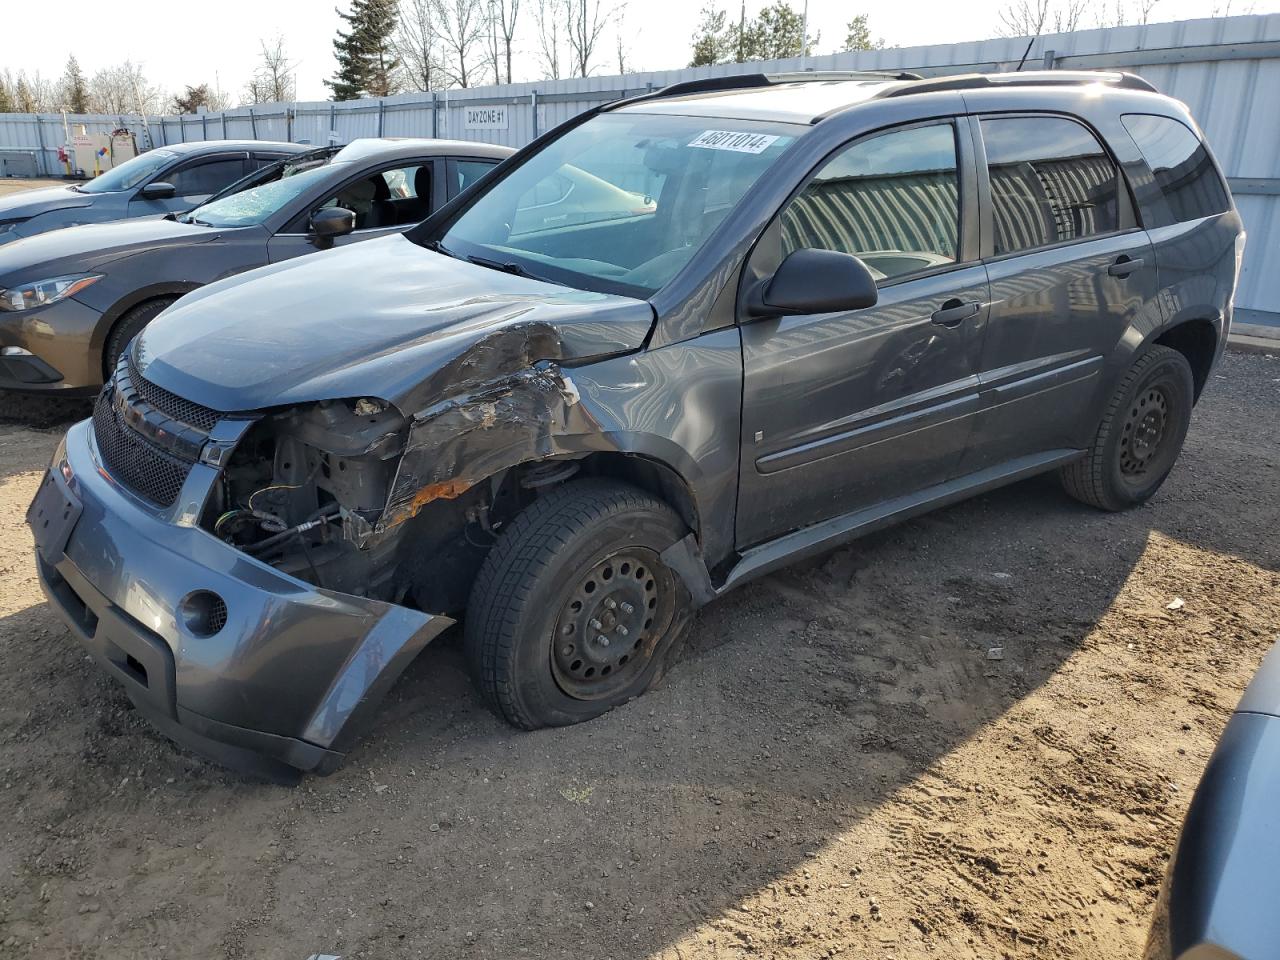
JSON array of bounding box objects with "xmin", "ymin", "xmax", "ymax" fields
[
  {"xmin": 491, "ymin": 0, "xmax": 521, "ymax": 84},
  {"xmin": 245, "ymin": 37, "xmax": 297, "ymax": 104},
  {"xmin": 614, "ymin": 2, "xmax": 635, "ymax": 74},
  {"xmin": 534, "ymin": 0, "xmax": 564, "ymax": 79},
  {"xmin": 1210, "ymin": 0, "xmax": 1255, "ymax": 14},
  {"xmin": 12, "ymin": 70, "xmax": 57, "ymax": 113},
  {"xmin": 90, "ymin": 61, "xmax": 163, "ymax": 115},
  {"xmin": 998, "ymin": 0, "xmax": 1088, "ymax": 36},
  {"xmin": 484, "ymin": 0, "xmax": 503, "ymax": 84},
  {"xmin": 396, "ymin": 0, "xmax": 444, "ymax": 90},
  {"xmin": 566, "ymin": 0, "xmax": 612, "ymax": 77},
  {"xmin": 433, "ymin": 0, "xmax": 488, "ymax": 87}
]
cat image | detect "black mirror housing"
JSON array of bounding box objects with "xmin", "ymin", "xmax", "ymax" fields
[
  {"xmin": 749, "ymin": 247, "xmax": 879, "ymax": 317},
  {"xmin": 311, "ymin": 206, "xmax": 356, "ymax": 244},
  {"xmin": 140, "ymin": 181, "xmax": 177, "ymax": 200}
]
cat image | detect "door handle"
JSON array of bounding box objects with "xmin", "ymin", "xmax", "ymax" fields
[
  {"xmin": 1108, "ymin": 255, "xmax": 1145, "ymax": 277},
  {"xmin": 930, "ymin": 299, "xmax": 981, "ymax": 328}
]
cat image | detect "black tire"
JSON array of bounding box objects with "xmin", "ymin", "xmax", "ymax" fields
[
  {"xmin": 1059, "ymin": 344, "xmax": 1195, "ymax": 511},
  {"xmin": 103, "ymin": 298, "xmax": 175, "ymax": 377},
  {"xmin": 464, "ymin": 478, "xmax": 692, "ymax": 730}
]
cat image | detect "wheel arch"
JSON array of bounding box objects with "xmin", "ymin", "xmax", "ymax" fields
[
  {"xmin": 93, "ymin": 282, "xmax": 202, "ymax": 375},
  {"xmin": 1151, "ymin": 314, "xmax": 1221, "ymax": 401}
]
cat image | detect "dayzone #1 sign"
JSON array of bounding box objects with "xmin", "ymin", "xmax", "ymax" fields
[{"xmin": 465, "ymin": 106, "xmax": 509, "ymax": 130}]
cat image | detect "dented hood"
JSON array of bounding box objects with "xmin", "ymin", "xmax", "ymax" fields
[{"xmin": 134, "ymin": 233, "xmax": 656, "ymax": 414}]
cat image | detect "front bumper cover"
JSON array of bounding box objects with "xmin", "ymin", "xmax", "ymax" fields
[
  {"xmin": 28, "ymin": 418, "xmax": 454, "ymax": 778},
  {"xmin": 0, "ymin": 296, "xmax": 106, "ymax": 394}
]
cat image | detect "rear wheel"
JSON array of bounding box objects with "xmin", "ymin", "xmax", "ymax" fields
[
  {"xmin": 1059, "ymin": 344, "xmax": 1195, "ymax": 511},
  {"xmin": 464, "ymin": 479, "xmax": 691, "ymax": 729},
  {"xmin": 103, "ymin": 298, "xmax": 175, "ymax": 377}
]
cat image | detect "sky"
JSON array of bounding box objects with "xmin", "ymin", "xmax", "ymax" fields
[{"xmin": 4, "ymin": 0, "xmax": 1277, "ymax": 104}]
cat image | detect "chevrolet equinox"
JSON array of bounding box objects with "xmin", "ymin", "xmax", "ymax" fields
[{"xmin": 27, "ymin": 70, "xmax": 1244, "ymax": 777}]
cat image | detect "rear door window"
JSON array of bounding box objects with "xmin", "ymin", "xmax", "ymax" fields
[
  {"xmin": 980, "ymin": 116, "xmax": 1120, "ymax": 256},
  {"xmin": 1121, "ymin": 114, "xmax": 1230, "ymax": 223}
]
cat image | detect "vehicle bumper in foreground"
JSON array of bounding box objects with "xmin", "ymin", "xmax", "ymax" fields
[
  {"xmin": 1145, "ymin": 642, "xmax": 1280, "ymax": 959},
  {"xmin": 27, "ymin": 419, "xmax": 454, "ymax": 779},
  {"xmin": 0, "ymin": 297, "xmax": 106, "ymax": 394}
]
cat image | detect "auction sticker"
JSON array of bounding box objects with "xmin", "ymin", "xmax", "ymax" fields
[{"xmin": 688, "ymin": 130, "xmax": 781, "ymax": 154}]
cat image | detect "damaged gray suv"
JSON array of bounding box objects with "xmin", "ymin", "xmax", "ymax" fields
[{"xmin": 29, "ymin": 71, "xmax": 1243, "ymax": 777}]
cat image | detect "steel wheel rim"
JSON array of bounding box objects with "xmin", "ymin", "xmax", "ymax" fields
[
  {"xmin": 1119, "ymin": 384, "xmax": 1172, "ymax": 480},
  {"xmin": 550, "ymin": 548, "xmax": 670, "ymax": 701}
]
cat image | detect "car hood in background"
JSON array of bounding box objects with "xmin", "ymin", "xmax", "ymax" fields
[
  {"xmin": 0, "ymin": 185, "xmax": 94, "ymax": 223},
  {"xmin": 0, "ymin": 217, "xmax": 221, "ymax": 283},
  {"xmin": 134, "ymin": 234, "xmax": 657, "ymax": 414}
]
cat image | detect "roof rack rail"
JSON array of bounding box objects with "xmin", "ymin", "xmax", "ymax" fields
[
  {"xmin": 764, "ymin": 70, "xmax": 923, "ymax": 83},
  {"xmin": 605, "ymin": 69, "xmax": 926, "ymax": 112},
  {"xmin": 872, "ymin": 70, "xmax": 1157, "ymax": 99}
]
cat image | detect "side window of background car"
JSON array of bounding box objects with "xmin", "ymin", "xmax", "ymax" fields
[
  {"xmin": 1121, "ymin": 114, "xmax": 1230, "ymax": 225},
  {"xmin": 456, "ymin": 160, "xmax": 498, "ymax": 194},
  {"xmin": 316, "ymin": 165, "xmax": 432, "ymax": 230},
  {"xmin": 165, "ymin": 157, "xmax": 247, "ymax": 198},
  {"xmin": 981, "ymin": 116, "xmax": 1120, "ymax": 256},
  {"xmin": 780, "ymin": 122, "xmax": 960, "ymax": 283}
]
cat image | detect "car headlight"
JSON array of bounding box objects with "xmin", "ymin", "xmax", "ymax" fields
[{"xmin": 0, "ymin": 274, "xmax": 102, "ymax": 312}]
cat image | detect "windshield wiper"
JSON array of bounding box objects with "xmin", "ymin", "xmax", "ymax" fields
[
  {"xmin": 181, "ymin": 215, "xmax": 214, "ymax": 227},
  {"xmin": 422, "ymin": 239, "xmax": 458, "ymax": 259},
  {"xmin": 464, "ymin": 252, "xmax": 562, "ymax": 285}
]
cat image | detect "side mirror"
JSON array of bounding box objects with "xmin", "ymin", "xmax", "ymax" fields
[
  {"xmin": 139, "ymin": 181, "xmax": 176, "ymax": 200},
  {"xmin": 747, "ymin": 247, "xmax": 879, "ymax": 318},
  {"xmin": 310, "ymin": 206, "xmax": 356, "ymax": 245}
]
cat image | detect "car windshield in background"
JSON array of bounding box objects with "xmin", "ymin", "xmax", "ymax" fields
[
  {"xmin": 77, "ymin": 149, "xmax": 177, "ymax": 193},
  {"xmin": 435, "ymin": 113, "xmax": 799, "ymax": 297},
  {"xmin": 187, "ymin": 163, "xmax": 339, "ymax": 228}
]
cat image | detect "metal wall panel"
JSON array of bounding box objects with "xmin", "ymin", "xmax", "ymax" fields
[{"xmin": 1, "ymin": 13, "xmax": 1278, "ymax": 311}]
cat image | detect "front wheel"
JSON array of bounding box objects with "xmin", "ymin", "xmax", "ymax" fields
[
  {"xmin": 1059, "ymin": 344, "xmax": 1195, "ymax": 511},
  {"xmin": 103, "ymin": 297, "xmax": 175, "ymax": 377},
  {"xmin": 464, "ymin": 479, "xmax": 691, "ymax": 730}
]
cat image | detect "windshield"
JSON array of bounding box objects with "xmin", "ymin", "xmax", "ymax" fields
[
  {"xmin": 187, "ymin": 163, "xmax": 340, "ymax": 228},
  {"xmin": 78, "ymin": 150, "xmax": 177, "ymax": 194},
  {"xmin": 434, "ymin": 112, "xmax": 798, "ymax": 297}
]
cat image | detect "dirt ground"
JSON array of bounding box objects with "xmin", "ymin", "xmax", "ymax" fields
[
  {"xmin": 0, "ymin": 179, "xmax": 65, "ymax": 196},
  {"xmin": 0, "ymin": 340, "xmax": 1278, "ymax": 959}
]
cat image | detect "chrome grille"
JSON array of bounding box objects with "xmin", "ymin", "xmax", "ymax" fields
[
  {"xmin": 92, "ymin": 390, "xmax": 194, "ymax": 508},
  {"xmin": 127, "ymin": 355, "xmax": 221, "ymax": 432}
]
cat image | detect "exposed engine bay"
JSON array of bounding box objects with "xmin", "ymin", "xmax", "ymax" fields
[{"xmin": 199, "ymin": 395, "xmax": 579, "ymax": 615}]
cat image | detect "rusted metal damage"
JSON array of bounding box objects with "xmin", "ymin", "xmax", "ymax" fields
[{"xmin": 369, "ymin": 360, "xmax": 589, "ymax": 539}]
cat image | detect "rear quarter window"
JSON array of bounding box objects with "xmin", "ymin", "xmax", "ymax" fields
[{"xmin": 1122, "ymin": 114, "xmax": 1230, "ymax": 224}]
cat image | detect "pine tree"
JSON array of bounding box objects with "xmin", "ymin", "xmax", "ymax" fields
[
  {"xmin": 61, "ymin": 55, "xmax": 89, "ymax": 113},
  {"xmin": 362, "ymin": 0, "xmax": 401, "ymax": 96},
  {"xmin": 14, "ymin": 76, "xmax": 36, "ymax": 113},
  {"xmin": 689, "ymin": 5, "xmax": 729, "ymax": 67},
  {"xmin": 842, "ymin": 14, "xmax": 883, "ymax": 52},
  {"xmin": 327, "ymin": 0, "xmax": 402, "ymax": 101}
]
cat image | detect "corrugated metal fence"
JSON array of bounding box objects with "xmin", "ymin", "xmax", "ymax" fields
[{"xmin": 1, "ymin": 12, "xmax": 1278, "ymax": 317}]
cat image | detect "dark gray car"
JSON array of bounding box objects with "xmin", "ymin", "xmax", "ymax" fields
[
  {"xmin": 0, "ymin": 138, "xmax": 512, "ymax": 394},
  {"xmin": 0, "ymin": 140, "xmax": 307, "ymax": 246},
  {"xmin": 1146, "ymin": 642, "xmax": 1280, "ymax": 959},
  {"xmin": 27, "ymin": 70, "xmax": 1244, "ymax": 778}
]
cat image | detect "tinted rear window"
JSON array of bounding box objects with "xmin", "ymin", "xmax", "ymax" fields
[
  {"xmin": 1122, "ymin": 114, "xmax": 1230, "ymax": 223},
  {"xmin": 981, "ymin": 116, "xmax": 1120, "ymax": 256}
]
